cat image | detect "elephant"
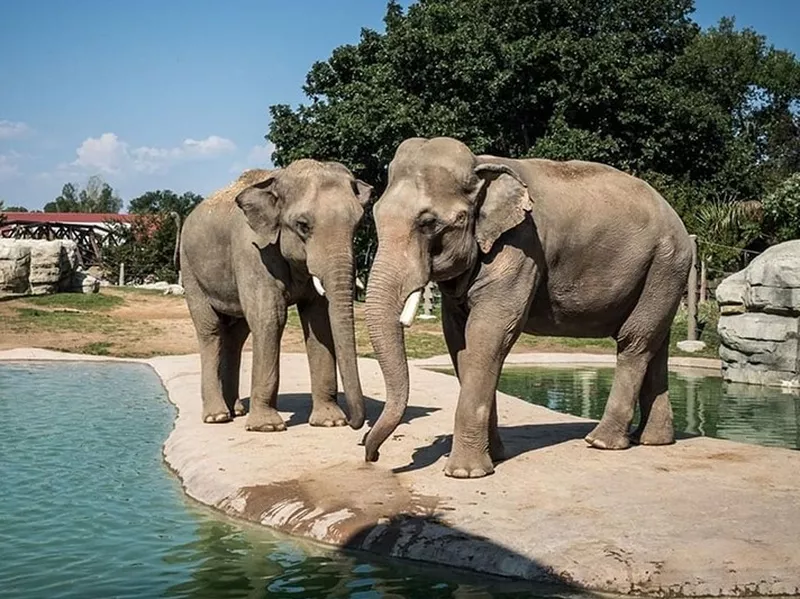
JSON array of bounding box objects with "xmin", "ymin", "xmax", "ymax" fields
[
  {"xmin": 179, "ymin": 160, "xmax": 372, "ymax": 433},
  {"xmin": 362, "ymin": 136, "xmax": 693, "ymax": 478}
]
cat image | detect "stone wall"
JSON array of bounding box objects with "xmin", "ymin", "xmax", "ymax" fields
[
  {"xmin": 0, "ymin": 239, "xmax": 99, "ymax": 296},
  {"xmin": 716, "ymin": 239, "xmax": 800, "ymax": 387}
]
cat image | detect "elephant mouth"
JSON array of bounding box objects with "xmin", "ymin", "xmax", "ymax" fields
[{"xmin": 399, "ymin": 288, "xmax": 423, "ymax": 327}]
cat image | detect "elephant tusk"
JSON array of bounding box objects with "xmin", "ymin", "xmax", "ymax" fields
[
  {"xmin": 355, "ymin": 277, "xmax": 365, "ymax": 291},
  {"xmin": 399, "ymin": 290, "xmax": 422, "ymax": 327},
  {"xmin": 312, "ymin": 276, "xmax": 326, "ymax": 296}
]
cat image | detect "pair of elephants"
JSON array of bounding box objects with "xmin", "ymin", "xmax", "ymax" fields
[{"xmin": 180, "ymin": 136, "xmax": 692, "ymax": 479}]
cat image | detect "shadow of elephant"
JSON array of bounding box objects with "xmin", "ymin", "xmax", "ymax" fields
[{"xmin": 236, "ymin": 394, "xmax": 440, "ymax": 429}]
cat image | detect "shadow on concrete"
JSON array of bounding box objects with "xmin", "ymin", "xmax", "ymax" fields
[
  {"xmin": 393, "ymin": 421, "xmax": 597, "ymax": 474},
  {"xmin": 238, "ymin": 394, "xmax": 439, "ymax": 429},
  {"xmin": 340, "ymin": 513, "xmax": 597, "ymax": 598}
]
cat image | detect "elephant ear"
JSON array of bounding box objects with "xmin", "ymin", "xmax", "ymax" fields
[
  {"xmin": 354, "ymin": 179, "xmax": 373, "ymax": 207},
  {"xmin": 234, "ymin": 175, "xmax": 282, "ymax": 246},
  {"xmin": 473, "ymin": 163, "xmax": 533, "ymax": 254}
]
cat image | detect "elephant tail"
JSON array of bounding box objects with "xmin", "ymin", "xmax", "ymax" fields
[{"xmin": 169, "ymin": 211, "xmax": 181, "ymax": 271}]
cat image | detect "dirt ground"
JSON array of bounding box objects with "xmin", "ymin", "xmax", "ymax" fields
[{"xmin": 0, "ymin": 287, "xmax": 622, "ymax": 359}]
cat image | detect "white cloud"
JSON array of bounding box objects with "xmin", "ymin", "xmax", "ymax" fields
[
  {"xmin": 0, "ymin": 153, "xmax": 21, "ymax": 181},
  {"xmin": 73, "ymin": 133, "xmax": 129, "ymax": 174},
  {"xmin": 184, "ymin": 135, "xmax": 237, "ymax": 156},
  {"xmin": 71, "ymin": 132, "xmax": 237, "ymax": 175},
  {"xmin": 0, "ymin": 120, "xmax": 29, "ymax": 139},
  {"xmin": 229, "ymin": 142, "xmax": 275, "ymax": 173}
]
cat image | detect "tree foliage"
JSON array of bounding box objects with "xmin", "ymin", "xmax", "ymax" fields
[
  {"xmin": 102, "ymin": 189, "xmax": 203, "ymax": 284},
  {"xmin": 44, "ymin": 175, "xmax": 123, "ymax": 213},
  {"xmin": 127, "ymin": 190, "xmax": 203, "ymax": 218},
  {"xmin": 268, "ymin": 0, "xmax": 800, "ymax": 277},
  {"xmin": 762, "ymin": 173, "xmax": 800, "ymax": 244}
]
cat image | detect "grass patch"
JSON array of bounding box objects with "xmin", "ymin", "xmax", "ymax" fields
[
  {"xmin": 9, "ymin": 308, "xmax": 121, "ymax": 334},
  {"xmin": 79, "ymin": 341, "xmax": 113, "ymax": 355},
  {"xmin": 23, "ymin": 292, "xmax": 124, "ymax": 311}
]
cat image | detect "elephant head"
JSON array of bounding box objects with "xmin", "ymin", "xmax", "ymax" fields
[
  {"xmin": 235, "ymin": 159, "xmax": 373, "ymax": 429},
  {"xmin": 364, "ymin": 137, "xmax": 532, "ymax": 458}
]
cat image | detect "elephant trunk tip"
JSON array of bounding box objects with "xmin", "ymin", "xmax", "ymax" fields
[{"xmin": 363, "ymin": 428, "xmax": 383, "ymax": 462}]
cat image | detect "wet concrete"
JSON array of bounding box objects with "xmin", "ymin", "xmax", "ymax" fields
[{"xmin": 3, "ymin": 348, "xmax": 799, "ymax": 597}]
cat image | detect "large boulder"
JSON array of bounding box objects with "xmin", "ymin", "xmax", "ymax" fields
[
  {"xmin": 0, "ymin": 238, "xmax": 93, "ymax": 296},
  {"xmin": 25, "ymin": 239, "xmax": 80, "ymax": 295},
  {"xmin": 716, "ymin": 240, "xmax": 800, "ymax": 387},
  {"xmin": 0, "ymin": 239, "xmax": 31, "ymax": 295}
]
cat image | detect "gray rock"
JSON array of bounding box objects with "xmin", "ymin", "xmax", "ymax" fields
[
  {"xmin": 26, "ymin": 239, "xmax": 77, "ymax": 295},
  {"xmin": 716, "ymin": 240, "xmax": 800, "ymax": 387},
  {"xmin": 70, "ymin": 269, "xmax": 100, "ymax": 294},
  {"xmin": 676, "ymin": 340, "xmax": 706, "ymax": 353},
  {"xmin": 0, "ymin": 240, "xmax": 31, "ymax": 295},
  {"xmin": 715, "ymin": 269, "xmax": 747, "ymax": 306}
]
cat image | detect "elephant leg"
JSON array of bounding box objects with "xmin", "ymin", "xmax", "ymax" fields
[
  {"xmin": 185, "ymin": 291, "xmax": 231, "ymax": 424},
  {"xmin": 221, "ymin": 318, "xmax": 250, "ymax": 418},
  {"xmin": 585, "ymin": 349, "xmax": 650, "ymax": 449},
  {"xmin": 298, "ymin": 296, "xmax": 347, "ymax": 427},
  {"xmin": 445, "ymin": 304, "xmax": 524, "ymax": 478},
  {"xmin": 245, "ymin": 306, "xmax": 287, "ymax": 433},
  {"xmin": 442, "ymin": 296, "xmax": 504, "ymax": 462},
  {"xmin": 585, "ymin": 249, "xmax": 683, "ymax": 449},
  {"xmin": 632, "ymin": 333, "xmax": 675, "ymax": 446}
]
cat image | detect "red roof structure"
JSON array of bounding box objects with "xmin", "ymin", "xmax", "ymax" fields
[{"xmin": 0, "ymin": 212, "xmax": 135, "ymax": 225}]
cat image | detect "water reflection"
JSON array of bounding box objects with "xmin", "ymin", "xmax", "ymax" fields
[
  {"xmin": 161, "ymin": 506, "xmax": 557, "ymax": 599},
  {"xmin": 495, "ymin": 366, "xmax": 800, "ymax": 450}
]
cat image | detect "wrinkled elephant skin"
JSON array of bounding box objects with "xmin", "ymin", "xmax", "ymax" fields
[
  {"xmin": 180, "ymin": 160, "xmax": 372, "ymax": 432},
  {"xmin": 363, "ymin": 137, "xmax": 693, "ymax": 478}
]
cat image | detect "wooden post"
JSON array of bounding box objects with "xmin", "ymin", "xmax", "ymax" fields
[
  {"xmin": 119, "ymin": 262, "xmax": 125, "ymax": 287},
  {"xmin": 699, "ymin": 258, "xmax": 707, "ymax": 304},
  {"xmin": 687, "ymin": 235, "xmax": 698, "ymax": 341}
]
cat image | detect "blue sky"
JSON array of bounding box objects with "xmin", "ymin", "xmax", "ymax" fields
[{"xmin": 1, "ymin": 0, "xmax": 798, "ymax": 211}]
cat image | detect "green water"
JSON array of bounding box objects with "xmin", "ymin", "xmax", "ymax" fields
[
  {"xmin": 0, "ymin": 362, "xmax": 576, "ymax": 599},
  {"xmin": 494, "ymin": 366, "xmax": 800, "ymax": 450}
]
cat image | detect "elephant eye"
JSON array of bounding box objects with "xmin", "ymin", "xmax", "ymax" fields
[
  {"xmin": 418, "ymin": 215, "xmax": 439, "ymax": 236},
  {"xmin": 294, "ymin": 218, "xmax": 311, "ymax": 238}
]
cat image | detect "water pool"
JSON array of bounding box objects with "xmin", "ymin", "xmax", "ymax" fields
[
  {"xmin": 494, "ymin": 366, "xmax": 800, "ymax": 450},
  {"xmin": 0, "ymin": 361, "xmax": 569, "ymax": 599}
]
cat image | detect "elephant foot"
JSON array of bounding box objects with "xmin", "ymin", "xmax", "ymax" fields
[
  {"xmin": 232, "ymin": 399, "xmax": 248, "ymax": 418},
  {"xmin": 309, "ymin": 402, "xmax": 347, "ymax": 428},
  {"xmin": 585, "ymin": 420, "xmax": 631, "ymax": 450},
  {"xmin": 631, "ymin": 421, "xmax": 675, "ymax": 446},
  {"xmin": 203, "ymin": 409, "xmax": 233, "ymax": 424},
  {"xmin": 245, "ymin": 408, "xmax": 286, "ymax": 432},
  {"xmin": 444, "ymin": 448, "xmax": 495, "ymax": 479},
  {"xmin": 631, "ymin": 395, "xmax": 675, "ymax": 446}
]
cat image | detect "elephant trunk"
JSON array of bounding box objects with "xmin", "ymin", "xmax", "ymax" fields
[
  {"xmin": 363, "ymin": 245, "xmax": 426, "ymax": 461},
  {"xmin": 322, "ymin": 250, "xmax": 365, "ymax": 430}
]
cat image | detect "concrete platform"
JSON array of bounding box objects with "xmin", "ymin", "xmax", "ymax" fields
[{"xmin": 2, "ymin": 348, "xmax": 799, "ymax": 597}]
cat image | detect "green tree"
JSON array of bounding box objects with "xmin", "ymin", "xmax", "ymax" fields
[
  {"xmin": 267, "ymin": 0, "xmax": 800, "ymax": 276},
  {"xmin": 44, "ymin": 175, "xmax": 123, "ymax": 213},
  {"xmin": 0, "ymin": 199, "xmax": 6, "ymax": 227},
  {"xmin": 762, "ymin": 173, "xmax": 800, "ymax": 244},
  {"xmin": 103, "ymin": 189, "xmax": 204, "ymax": 284},
  {"xmin": 127, "ymin": 189, "xmax": 203, "ymax": 219}
]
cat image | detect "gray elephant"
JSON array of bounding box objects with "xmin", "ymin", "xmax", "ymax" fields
[
  {"xmin": 180, "ymin": 160, "xmax": 371, "ymax": 432},
  {"xmin": 363, "ymin": 137, "xmax": 692, "ymax": 478}
]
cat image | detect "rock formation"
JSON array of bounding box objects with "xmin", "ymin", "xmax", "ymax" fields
[
  {"xmin": 716, "ymin": 239, "xmax": 800, "ymax": 387},
  {"xmin": 0, "ymin": 239, "xmax": 100, "ymax": 296}
]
